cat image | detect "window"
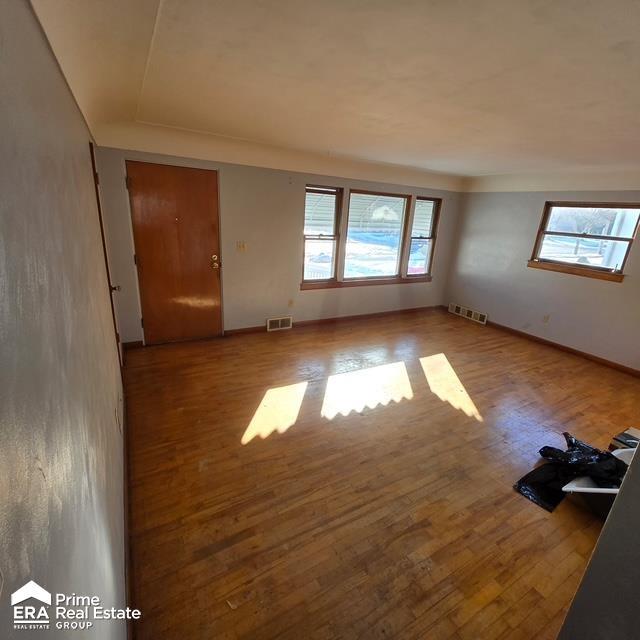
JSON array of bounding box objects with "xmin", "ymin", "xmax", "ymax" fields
[
  {"xmin": 344, "ymin": 191, "xmax": 408, "ymax": 279},
  {"xmin": 301, "ymin": 186, "xmax": 442, "ymax": 288},
  {"xmin": 529, "ymin": 202, "xmax": 640, "ymax": 282},
  {"xmin": 303, "ymin": 186, "xmax": 341, "ymax": 281},
  {"xmin": 407, "ymin": 197, "xmax": 440, "ymax": 276}
]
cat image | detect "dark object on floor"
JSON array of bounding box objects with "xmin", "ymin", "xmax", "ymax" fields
[
  {"xmin": 515, "ymin": 462, "xmax": 567, "ymax": 512},
  {"xmin": 610, "ymin": 429, "xmax": 640, "ymax": 450},
  {"xmin": 514, "ymin": 432, "xmax": 628, "ymax": 512}
]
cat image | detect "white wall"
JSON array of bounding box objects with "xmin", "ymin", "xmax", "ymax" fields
[
  {"xmin": 95, "ymin": 152, "xmax": 640, "ymax": 371},
  {"xmin": 447, "ymin": 191, "xmax": 640, "ymax": 370},
  {"xmin": 0, "ymin": 2, "xmax": 125, "ymax": 638},
  {"xmin": 95, "ymin": 147, "xmax": 463, "ymax": 341}
]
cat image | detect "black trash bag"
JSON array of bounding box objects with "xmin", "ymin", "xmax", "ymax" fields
[
  {"xmin": 514, "ymin": 462, "xmax": 568, "ymax": 512},
  {"xmin": 539, "ymin": 433, "xmax": 627, "ymax": 488},
  {"xmin": 514, "ymin": 432, "xmax": 628, "ymax": 512}
]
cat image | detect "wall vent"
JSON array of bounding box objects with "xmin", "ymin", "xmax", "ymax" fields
[
  {"xmin": 266, "ymin": 316, "xmax": 293, "ymax": 332},
  {"xmin": 448, "ymin": 303, "xmax": 487, "ymax": 325}
]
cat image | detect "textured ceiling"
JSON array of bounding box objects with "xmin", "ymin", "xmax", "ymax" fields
[{"xmin": 32, "ymin": 0, "xmax": 640, "ymax": 176}]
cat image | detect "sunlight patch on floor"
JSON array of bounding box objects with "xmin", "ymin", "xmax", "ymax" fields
[
  {"xmin": 241, "ymin": 382, "xmax": 309, "ymax": 444},
  {"xmin": 321, "ymin": 361, "xmax": 413, "ymax": 420},
  {"xmin": 419, "ymin": 353, "xmax": 483, "ymax": 421}
]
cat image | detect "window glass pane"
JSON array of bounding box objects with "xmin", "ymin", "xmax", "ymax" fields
[
  {"xmin": 304, "ymin": 239, "xmax": 335, "ymax": 280},
  {"xmin": 539, "ymin": 234, "xmax": 630, "ymax": 270},
  {"xmin": 546, "ymin": 206, "xmax": 640, "ymax": 239},
  {"xmin": 304, "ymin": 191, "xmax": 336, "ymax": 235},
  {"xmin": 412, "ymin": 199, "xmax": 435, "ymax": 237},
  {"xmin": 407, "ymin": 239, "xmax": 432, "ymax": 275},
  {"xmin": 344, "ymin": 193, "xmax": 406, "ymax": 278}
]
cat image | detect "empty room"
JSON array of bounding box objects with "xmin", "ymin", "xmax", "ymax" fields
[{"xmin": 3, "ymin": 0, "xmax": 640, "ymax": 638}]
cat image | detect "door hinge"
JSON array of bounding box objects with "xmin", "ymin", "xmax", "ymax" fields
[
  {"xmin": 141, "ymin": 317, "xmax": 144, "ymax": 328},
  {"xmin": 133, "ymin": 254, "xmax": 137, "ymax": 265},
  {"xmin": 94, "ymin": 171, "xmax": 100, "ymax": 186},
  {"xmin": 125, "ymin": 175, "xmax": 132, "ymax": 190}
]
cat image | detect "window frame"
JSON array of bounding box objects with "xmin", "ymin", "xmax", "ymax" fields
[
  {"xmin": 301, "ymin": 187, "xmax": 442, "ymax": 290},
  {"xmin": 402, "ymin": 196, "xmax": 441, "ymax": 279},
  {"xmin": 342, "ymin": 188, "xmax": 410, "ymax": 283},
  {"xmin": 301, "ymin": 185, "xmax": 343, "ymax": 285},
  {"xmin": 528, "ymin": 201, "xmax": 640, "ymax": 283}
]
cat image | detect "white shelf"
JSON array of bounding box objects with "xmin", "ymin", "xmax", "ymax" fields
[{"xmin": 562, "ymin": 448, "xmax": 635, "ymax": 494}]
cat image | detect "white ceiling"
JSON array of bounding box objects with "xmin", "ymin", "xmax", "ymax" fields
[{"xmin": 33, "ymin": 0, "xmax": 640, "ymax": 177}]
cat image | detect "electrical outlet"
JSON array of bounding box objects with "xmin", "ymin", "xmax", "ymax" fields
[
  {"xmin": 542, "ymin": 314, "xmax": 550, "ymax": 324},
  {"xmin": 288, "ymin": 299, "xmax": 294, "ymax": 308},
  {"xmin": 236, "ymin": 240, "xmax": 247, "ymax": 252}
]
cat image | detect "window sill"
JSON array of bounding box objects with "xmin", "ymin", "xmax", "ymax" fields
[
  {"xmin": 527, "ymin": 260, "xmax": 624, "ymax": 282},
  {"xmin": 300, "ymin": 275, "xmax": 432, "ymax": 290}
]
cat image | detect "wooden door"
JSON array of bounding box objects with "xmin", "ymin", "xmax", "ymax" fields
[{"xmin": 126, "ymin": 161, "xmax": 222, "ymax": 344}]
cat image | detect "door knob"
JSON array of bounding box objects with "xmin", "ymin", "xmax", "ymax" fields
[{"xmin": 211, "ymin": 255, "xmax": 220, "ymax": 270}]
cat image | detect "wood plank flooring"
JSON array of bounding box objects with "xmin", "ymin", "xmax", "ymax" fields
[{"xmin": 124, "ymin": 309, "xmax": 640, "ymax": 639}]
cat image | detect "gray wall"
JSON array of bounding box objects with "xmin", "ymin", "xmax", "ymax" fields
[
  {"xmin": 447, "ymin": 191, "xmax": 640, "ymax": 370},
  {"xmin": 559, "ymin": 448, "xmax": 640, "ymax": 639},
  {"xmin": 96, "ymin": 146, "xmax": 640, "ymax": 372},
  {"xmin": 0, "ymin": 2, "xmax": 125, "ymax": 638},
  {"xmin": 95, "ymin": 147, "xmax": 463, "ymax": 341}
]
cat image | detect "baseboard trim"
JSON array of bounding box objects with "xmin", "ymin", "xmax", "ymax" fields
[
  {"xmin": 485, "ymin": 319, "xmax": 639, "ymax": 378},
  {"xmin": 223, "ymin": 325, "xmax": 265, "ymax": 336},
  {"xmin": 224, "ymin": 305, "xmax": 444, "ymax": 336},
  {"xmin": 126, "ymin": 311, "xmax": 638, "ymax": 377},
  {"xmin": 123, "ymin": 340, "xmax": 144, "ymax": 350}
]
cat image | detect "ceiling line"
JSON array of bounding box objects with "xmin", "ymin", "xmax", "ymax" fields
[
  {"xmin": 131, "ymin": 118, "xmax": 468, "ymax": 181},
  {"xmin": 135, "ymin": 0, "xmax": 166, "ymax": 123},
  {"xmin": 135, "ymin": 117, "xmax": 295, "ymax": 151}
]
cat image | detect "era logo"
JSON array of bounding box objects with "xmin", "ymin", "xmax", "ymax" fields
[{"xmin": 11, "ymin": 580, "xmax": 51, "ymax": 629}]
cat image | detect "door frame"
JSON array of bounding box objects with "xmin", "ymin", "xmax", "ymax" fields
[{"xmin": 123, "ymin": 158, "xmax": 225, "ymax": 343}]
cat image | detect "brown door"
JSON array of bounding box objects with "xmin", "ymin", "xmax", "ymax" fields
[{"xmin": 126, "ymin": 161, "xmax": 222, "ymax": 344}]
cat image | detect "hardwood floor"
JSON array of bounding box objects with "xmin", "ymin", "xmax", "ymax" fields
[{"xmin": 124, "ymin": 309, "xmax": 640, "ymax": 639}]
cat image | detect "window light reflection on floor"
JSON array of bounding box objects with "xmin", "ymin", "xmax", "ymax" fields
[
  {"xmin": 419, "ymin": 353, "xmax": 483, "ymax": 421},
  {"xmin": 241, "ymin": 381, "xmax": 308, "ymax": 445},
  {"xmin": 321, "ymin": 361, "xmax": 414, "ymax": 420},
  {"xmin": 241, "ymin": 355, "xmax": 482, "ymax": 444},
  {"xmin": 171, "ymin": 296, "xmax": 217, "ymax": 309}
]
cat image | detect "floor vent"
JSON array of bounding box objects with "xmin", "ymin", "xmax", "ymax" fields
[
  {"xmin": 266, "ymin": 316, "xmax": 293, "ymax": 332},
  {"xmin": 448, "ymin": 303, "xmax": 488, "ymax": 325}
]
